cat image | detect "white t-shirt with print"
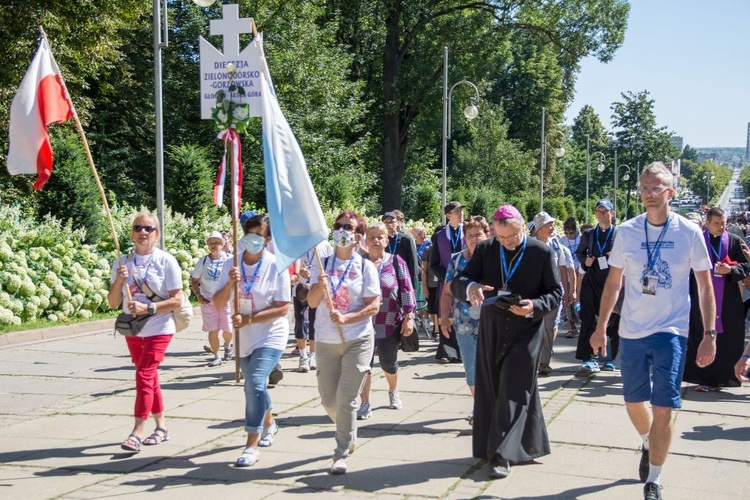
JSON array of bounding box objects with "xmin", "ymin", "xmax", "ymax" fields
[
  {"xmin": 607, "ymin": 212, "xmax": 712, "ymax": 339},
  {"xmin": 309, "ymin": 252, "xmax": 380, "ymax": 344},
  {"xmin": 216, "ymin": 250, "xmax": 291, "ymax": 357},
  {"xmin": 190, "ymin": 251, "xmax": 231, "ymax": 300},
  {"xmin": 111, "ymin": 248, "xmax": 182, "ymax": 337}
]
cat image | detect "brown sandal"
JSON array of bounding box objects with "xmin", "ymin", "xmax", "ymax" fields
[{"xmin": 143, "ymin": 426, "xmax": 169, "ymax": 445}]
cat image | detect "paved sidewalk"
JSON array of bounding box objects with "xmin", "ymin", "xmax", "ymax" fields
[{"xmin": 0, "ymin": 319, "xmax": 748, "ymax": 499}]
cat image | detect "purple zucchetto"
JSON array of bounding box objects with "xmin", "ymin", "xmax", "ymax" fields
[{"xmin": 493, "ymin": 205, "xmax": 522, "ymax": 220}]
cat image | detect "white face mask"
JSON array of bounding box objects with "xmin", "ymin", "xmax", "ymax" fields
[
  {"xmin": 333, "ymin": 229, "xmax": 355, "ymax": 247},
  {"xmin": 240, "ymin": 233, "xmax": 265, "ymax": 255}
]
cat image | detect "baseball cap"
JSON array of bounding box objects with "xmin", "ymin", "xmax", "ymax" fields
[
  {"xmin": 444, "ymin": 201, "xmax": 464, "ymax": 214},
  {"xmin": 240, "ymin": 210, "xmax": 257, "ymax": 226},
  {"xmin": 533, "ymin": 211, "xmax": 556, "ymax": 230},
  {"xmin": 595, "ymin": 199, "xmax": 614, "ymax": 211},
  {"xmin": 382, "ymin": 211, "xmax": 398, "ymax": 221},
  {"xmin": 493, "ymin": 205, "xmax": 522, "ymax": 220},
  {"xmin": 206, "ymin": 231, "xmax": 224, "ymax": 245}
]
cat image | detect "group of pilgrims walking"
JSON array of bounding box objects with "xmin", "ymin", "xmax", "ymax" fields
[{"xmin": 108, "ymin": 162, "xmax": 750, "ymax": 500}]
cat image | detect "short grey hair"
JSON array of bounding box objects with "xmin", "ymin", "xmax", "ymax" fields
[
  {"xmin": 494, "ymin": 217, "xmax": 526, "ymax": 229},
  {"xmin": 640, "ymin": 162, "xmax": 674, "ymax": 188},
  {"xmin": 366, "ymin": 222, "xmax": 388, "ymax": 235}
]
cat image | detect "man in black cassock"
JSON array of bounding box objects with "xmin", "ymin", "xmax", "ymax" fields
[
  {"xmin": 684, "ymin": 207, "xmax": 750, "ymax": 390},
  {"xmin": 451, "ymin": 205, "xmax": 562, "ymax": 479}
]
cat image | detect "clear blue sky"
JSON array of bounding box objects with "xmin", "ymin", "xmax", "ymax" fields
[{"xmin": 565, "ymin": 0, "xmax": 750, "ymax": 149}]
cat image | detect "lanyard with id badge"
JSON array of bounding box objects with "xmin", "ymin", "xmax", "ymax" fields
[
  {"xmin": 642, "ymin": 217, "xmax": 671, "ymax": 296},
  {"xmin": 596, "ymin": 226, "xmax": 613, "ymax": 270},
  {"xmin": 240, "ymin": 252, "xmax": 264, "ymax": 315}
]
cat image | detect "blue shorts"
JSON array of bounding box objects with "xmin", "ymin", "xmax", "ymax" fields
[{"xmin": 620, "ymin": 332, "xmax": 687, "ymax": 408}]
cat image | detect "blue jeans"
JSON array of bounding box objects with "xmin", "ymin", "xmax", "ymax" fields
[
  {"xmin": 240, "ymin": 347, "xmax": 284, "ymax": 433},
  {"xmin": 456, "ymin": 333, "xmax": 477, "ymax": 387}
]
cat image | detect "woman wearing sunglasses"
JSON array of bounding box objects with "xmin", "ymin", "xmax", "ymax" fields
[
  {"xmin": 307, "ymin": 210, "xmax": 381, "ymax": 475},
  {"xmin": 108, "ymin": 212, "xmax": 184, "ymax": 453},
  {"xmin": 213, "ymin": 214, "xmax": 291, "ymax": 467}
]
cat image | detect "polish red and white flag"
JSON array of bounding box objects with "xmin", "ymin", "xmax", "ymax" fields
[{"xmin": 7, "ymin": 38, "xmax": 74, "ymax": 190}]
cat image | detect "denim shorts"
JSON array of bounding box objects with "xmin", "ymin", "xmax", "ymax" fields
[{"xmin": 620, "ymin": 332, "xmax": 687, "ymax": 408}]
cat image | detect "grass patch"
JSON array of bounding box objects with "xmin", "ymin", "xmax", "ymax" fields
[{"xmin": 0, "ymin": 310, "xmax": 118, "ymax": 335}]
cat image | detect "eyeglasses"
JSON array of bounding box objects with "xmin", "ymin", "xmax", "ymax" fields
[
  {"xmin": 497, "ymin": 232, "xmax": 522, "ymax": 243},
  {"xmin": 132, "ymin": 225, "xmax": 157, "ymax": 233},
  {"xmin": 333, "ymin": 222, "xmax": 355, "ymax": 231},
  {"xmin": 595, "ymin": 209, "xmax": 611, "ymax": 215},
  {"xmin": 639, "ymin": 186, "xmax": 670, "ymax": 196}
]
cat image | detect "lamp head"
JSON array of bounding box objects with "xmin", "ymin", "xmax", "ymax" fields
[
  {"xmin": 554, "ymin": 146, "xmax": 565, "ymax": 158},
  {"xmin": 193, "ymin": 0, "xmax": 216, "ymax": 6},
  {"xmin": 463, "ymin": 104, "xmax": 479, "ymax": 120},
  {"xmin": 597, "ymin": 162, "xmax": 605, "ymax": 172},
  {"xmin": 623, "ymin": 173, "xmax": 630, "ymax": 181}
]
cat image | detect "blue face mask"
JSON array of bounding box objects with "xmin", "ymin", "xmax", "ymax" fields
[{"xmin": 241, "ymin": 233, "xmax": 265, "ymax": 255}]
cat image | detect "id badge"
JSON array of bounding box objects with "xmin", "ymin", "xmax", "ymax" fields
[
  {"xmin": 497, "ymin": 290, "xmax": 512, "ymax": 297},
  {"xmin": 597, "ymin": 256, "xmax": 608, "ymax": 269},
  {"xmin": 239, "ymin": 298, "xmax": 253, "ymax": 315},
  {"xmin": 642, "ymin": 273, "xmax": 657, "ymax": 296},
  {"xmin": 713, "ymin": 263, "xmax": 722, "ymax": 278}
]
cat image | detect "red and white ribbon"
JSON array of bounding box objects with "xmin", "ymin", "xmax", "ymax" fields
[{"xmin": 214, "ymin": 128, "xmax": 243, "ymax": 219}]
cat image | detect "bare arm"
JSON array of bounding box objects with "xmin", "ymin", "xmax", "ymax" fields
[
  {"xmin": 693, "ymin": 269, "xmax": 717, "ymax": 368},
  {"xmin": 212, "ymin": 267, "xmax": 238, "ymax": 311},
  {"xmin": 232, "ymin": 300, "xmax": 290, "ymax": 328},
  {"xmin": 590, "ymin": 265, "xmax": 624, "ymax": 357},
  {"xmin": 107, "ymin": 264, "xmax": 127, "ymax": 309}
]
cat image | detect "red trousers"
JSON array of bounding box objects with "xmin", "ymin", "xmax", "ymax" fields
[{"xmin": 125, "ymin": 335, "xmax": 172, "ymax": 419}]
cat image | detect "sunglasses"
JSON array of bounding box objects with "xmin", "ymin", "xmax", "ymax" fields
[
  {"xmin": 133, "ymin": 225, "xmax": 157, "ymax": 233},
  {"xmin": 333, "ymin": 222, "xmax": 355, "ymax": 231}
]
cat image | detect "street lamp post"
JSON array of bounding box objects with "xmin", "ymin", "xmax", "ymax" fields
[
  {"xmin": 540, "ymin": 107, "xmax": 565, "ymax": 212},
  {"xmin": 442, "ymin": 47, "xmax": 479, "ymax": 221},
  {"xmin": 584, "ymin": 134, "xmax": 604, "ymax": 223},
  {"xmin": 704, "ymin": 173, "xmax": 714, "ymax": 205},
  {"xmin": 614, "ymin": 160, "xmax": 631, "ymax": 219},
  {"xmin": 153, "ymin": 0, "xmax": 169, "ymax": 249}
]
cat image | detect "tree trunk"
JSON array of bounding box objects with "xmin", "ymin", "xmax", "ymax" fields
[{"xmin": 381, "ymin": 0, "xmax": 405, "ymax": 211}]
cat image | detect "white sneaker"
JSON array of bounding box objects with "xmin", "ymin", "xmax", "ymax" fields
[
  {"xmin": 330, "ymin": 458, "xmax": 347, "ymax": 474},
  {"xmin": 258, "ymin": 421, "xmax": 278, "ymax": 447},
  {"xmin": 389, "ymin": 390, "xmax": 403, "ymax": 410},
  {"xmin": 309, "ymin": 353, "xmax": 317, "ymax": 370},
  {"xmin": 223, "ymin": 344, "xmax": 234, "ymax": 361},
  {"xmin": 356, "ymin": 401, "xmax": 372, "ymax": 420},
  {"xmin": 297, "ymin": 356, "xmax": 310, "ymax": 373},
  {"xmin": 207, "ymin": 356, "xmax": 222, "ymax": 367},
  {"xmin": 235, "ymin": 446, "xmax": 260, "ymax": 467}
]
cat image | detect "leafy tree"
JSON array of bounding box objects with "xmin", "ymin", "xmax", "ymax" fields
[
  {"xmin": 329, "ymin": 0, "xmax": 630, "ymax": 210},
  {"xmin": 165, "ymin": 143, "xmax": 215, "ymax": 217},
  {"xmin": 610, "ymin": 90, "xmax": 679, "ymax": 217},
  {"xmin": 681, "ymin": 144, "xmax": 699, "ymax": 162},
  {"xmin": 37, "ymin": 127, "xmax": 108, "ymax": 243}
]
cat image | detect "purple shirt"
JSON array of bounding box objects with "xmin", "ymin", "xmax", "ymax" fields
[{"xmin": 370, "ymin": 254, "xmax": 416, "ymax": 339}]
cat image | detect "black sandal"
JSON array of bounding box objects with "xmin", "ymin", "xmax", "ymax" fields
[
  {"xmin": 143, "ymin": 426, "xmax": 169, "ymax": 445},
  {"xmin": 121, "ymin": 433, "xmax": 142, "ymax": 452}
]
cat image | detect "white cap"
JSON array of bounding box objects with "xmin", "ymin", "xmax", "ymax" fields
[
  {"xmin": 206, "ymin": 231, "xmax": 224, "ymax": 245},
  {"xmin": 533, "ymin": 211, "xmax": 556, "ymax": 230}
]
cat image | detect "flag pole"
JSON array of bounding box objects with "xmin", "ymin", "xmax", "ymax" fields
[
  {"xmin": 313, "ymin": 247, "xmax": 345, "ymax": 344},
  {"xmin": 228, "ymin": 130, "xmax": 241, "ymax": 383},
  {"xmin": 38, "ymin": 27, "xmax": 123, "ymax": 257}
]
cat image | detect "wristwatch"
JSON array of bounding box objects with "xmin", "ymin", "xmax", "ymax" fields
[
  {"xmin": 147, "ymin": 303, "xmax": 157, "ymax": 316},
  {"xmin": 704, "ymin": 329, "xmax": 717, "ymax": 339}
]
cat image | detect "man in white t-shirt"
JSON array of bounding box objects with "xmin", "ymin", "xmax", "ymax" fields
[{"xmin": 590, "ymin": 162, "xmax": 717, "ymax": 500}]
